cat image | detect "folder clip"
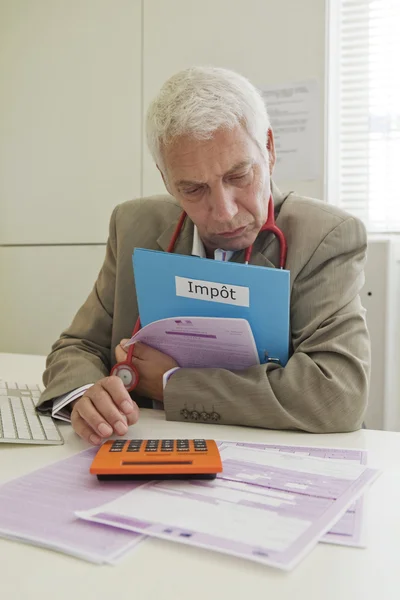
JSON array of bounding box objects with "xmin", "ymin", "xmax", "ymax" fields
[{"xmin": 264, "ymin": 352, "xmax": 281, "ymax": 365}]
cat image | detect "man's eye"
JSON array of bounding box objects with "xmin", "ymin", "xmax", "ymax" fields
[
  {"xmin": 231, "ymin": 173, "xmax": 249, "ymax": 182},
  {"xmin": 185, "ymin": 187, "xmax": 202, "ymax": 195}
]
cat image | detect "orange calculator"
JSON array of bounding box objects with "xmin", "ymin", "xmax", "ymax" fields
[{"xmin": 90, "ymin": 439, "xmax": 223, "ymax": 480}]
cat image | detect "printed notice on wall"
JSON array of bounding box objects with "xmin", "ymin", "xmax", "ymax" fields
[{"xmin": 260, "ymin": 80, "xmax": 319, "ymax": 181}]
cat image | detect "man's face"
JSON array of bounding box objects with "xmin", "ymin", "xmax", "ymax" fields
[{"xmin": 161, "ymin": 126, "xmax": 275, "ymax": 256}]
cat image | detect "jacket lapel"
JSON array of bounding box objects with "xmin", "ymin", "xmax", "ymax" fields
[{"xmin": 156, "ymin": 212, "xmax": 194, "ymax": 256}]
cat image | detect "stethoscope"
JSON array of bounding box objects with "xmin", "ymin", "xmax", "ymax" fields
[{"xmin": 111, "ymin": 194, "xmax": 287, "ymax": 392}]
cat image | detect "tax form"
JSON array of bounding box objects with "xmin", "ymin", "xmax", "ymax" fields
[
  {"xmin": 0, "ymin": 448, "xmax": 144, "ymax": 564},
  {"xmin": 77, "ymin": 445, "xmax": 380, "ymax": 570},
  {"xmin": 219, "ymin": 441, "xmax": 368, "ymax": 547}
]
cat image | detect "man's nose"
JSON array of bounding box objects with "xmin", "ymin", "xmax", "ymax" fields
[{"xmin": 210, "ymin": 184, "xmax": 238, "ymax": 222}]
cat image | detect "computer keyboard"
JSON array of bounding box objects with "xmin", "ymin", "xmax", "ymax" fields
[{"xmin": 0, "ymin": 381, "xmax": 64, "ymax": 445}]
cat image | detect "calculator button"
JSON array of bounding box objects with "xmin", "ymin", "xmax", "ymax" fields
[
  {"xmin": 145, "ymin": 440, "xmax": 160, "ymax": 452},
  {"xmin": 128, "ymin": 440, "xmax": 142, "ymax": 448},
  {"xmin": 127, "ymin": 440, "xmax": 142, "ymax": 452},
  {"xmin": 161, "ymin": 440, "xmax": 174, "ymax": 452},
  {"xmin": 177, "ymin": 439, "xmax": 190, "ymax": 452},
  {"xmin": 194, "ymin": 439, "xmax": 208, "ymax": 451},
  {"xmin": 110, "ymin": 440, "xmax": 126, "ymax": 452}
]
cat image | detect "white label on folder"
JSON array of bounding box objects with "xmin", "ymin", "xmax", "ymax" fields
[{"xmin": 175, "ymin": 276, "xmax": 250, "ymax": 307}]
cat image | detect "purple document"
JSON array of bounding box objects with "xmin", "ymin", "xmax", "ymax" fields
[
  {"xmin": 77, "ymin": 445, "xmax": 380, "ymax": 570},
  {"xmin": 218, "ymin": 442, "xmax": 368, "ymax": 547},
  {"xmin": 125, "ymin": 316, "xmax": 259, "ymax": 369},
  {"xmin": 0, "ymin": 449, "xmax": 144, "ymax": 563}
]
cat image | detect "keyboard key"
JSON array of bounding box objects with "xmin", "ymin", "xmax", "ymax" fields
[
  {"xmin": 38, "ymin": 415, "xmax": 62, "ymax": 441},
  {"xmin": 1, "ymin": 402, "xmax": 17, "ymax": 438},
  {"xmin": 0, "ymin": 382, "xmax": 63, "ymax": 445},
  {"xmin": 43, "ymin": 427, "xmax": 62, "ymax": 442}
]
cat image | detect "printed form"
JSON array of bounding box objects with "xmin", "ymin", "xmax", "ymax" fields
[
  {"xmin": 77, "ymin": 444, "xmax": 380, "ymax": 570},
  {"xmin": 221, "ymin": 442, "xmax": 368, "ymax": 547},
  {"xmin": 0, "ymin": 448, "xmax": 144, "ymax": 564},
  {"xmin": 125, "ymin": 316, "xmax": 260, "ymax": 370}
]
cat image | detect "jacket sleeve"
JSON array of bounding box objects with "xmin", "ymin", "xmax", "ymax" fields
[
  {"xmin": 37, "ymin": 206, "xmax": 119, "ymax": 408},
  {"xmin": 163, "ymin": 217, "xmax": 370, "ymax": 433}
]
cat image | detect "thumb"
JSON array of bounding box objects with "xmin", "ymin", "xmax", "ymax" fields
[{"xmin": 115, "ymin": 339, "xmax": 130, "ymax": 363}]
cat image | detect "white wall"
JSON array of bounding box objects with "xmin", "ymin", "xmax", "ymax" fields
[
  {"xmin": 0, "ymin": 0, "xmax": 142, "ymax": 354},
  {"xmin": 142, "ymin": 0, "xmax": 326, "ymax": 200}
]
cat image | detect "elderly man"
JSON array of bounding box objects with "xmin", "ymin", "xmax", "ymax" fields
[{"xmin": 38, "ymin": 66, "xmax": 370, "ymax": 443}]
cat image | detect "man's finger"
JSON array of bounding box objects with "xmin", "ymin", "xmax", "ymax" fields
[
  {"xmin": 115, "ymin": 339, "xmax": 129, "ymax": 363},
  {"xmin": 78, "ymin": 387, "xmax": 129, "ymax": 436},
  {"xmin": 71, "ymin": 409, "xmax": 102, "ymax": 445},
  {"xmin": 101, "ymin": 376, "xmax": 139, "ymax": 419},
  {"xmin": 75, "ymin": 396, "xmax": 115, "ymax": 438}
]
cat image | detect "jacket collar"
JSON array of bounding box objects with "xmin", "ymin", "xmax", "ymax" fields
[
  {"xmin": 157, "ymin": 211, "xmax": 194, "ymax": 256},
  {"xmin": 156, "ymin": 181, "xmax": 291, "ymax": 268}
]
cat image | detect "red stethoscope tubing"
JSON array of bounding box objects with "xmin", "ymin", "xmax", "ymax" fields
[{"xmin": 111, "ymin": 195, "xmax": 286, "ymax": 392}]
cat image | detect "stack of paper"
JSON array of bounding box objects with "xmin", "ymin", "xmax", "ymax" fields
[
  {"xmin": 0, "ymin": 449, "xmax": 144, "ymax": 564},
  {"xmin": 0, "ymin": 442, "xmax": 380, "ymax": 570},
  {"xmin": 77, "ymin": 441, "xmax": 379, "ymax": 570}
]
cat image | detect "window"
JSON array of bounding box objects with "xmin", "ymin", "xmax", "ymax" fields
[{"xmin": 327, "ymin": 0, "xmax": 400, "ymax": 232}]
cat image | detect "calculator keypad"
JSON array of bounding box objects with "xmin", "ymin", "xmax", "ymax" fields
[
  {"xmin": 127, "ymin": 440, "xmax": 142, "ymax": 452},
  {"xmin": 110, "ymin": 440, "xmax": 126, "ymax": 452},
  {"xmin": 177, "ymin": 439, "xmax": 190, "ymax": 452},
  {"xmin": 193, "ymin": 439, "xmax": 207, "ymax": 451},
  {"xmin": 145, "ymin": 439, "xmax": 159, "ymax": 452},
  {"xmin": 108, "ymin": 439, "xmax": 209, "ymax": 453},
  {"xmin": 161, "ymin": 439, "xmax": 174, "ymax": 452}
]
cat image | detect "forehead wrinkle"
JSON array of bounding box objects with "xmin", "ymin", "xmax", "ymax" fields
[
  {"xmin": 175, "ymin": 160, "xmax": 253, "ymax": 187},
  {"xmin": 164, "ymin": 127, "xmax": 257, "ymax": 186}
]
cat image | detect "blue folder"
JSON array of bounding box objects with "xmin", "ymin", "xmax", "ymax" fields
[{"xmin": 132, "ymin": 248, "xmax": 290, "ymax": 366}]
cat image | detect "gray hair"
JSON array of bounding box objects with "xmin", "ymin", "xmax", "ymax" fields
[{"xmin": 146, "ymin": 66, "xmax": 271, "ymax": 172}]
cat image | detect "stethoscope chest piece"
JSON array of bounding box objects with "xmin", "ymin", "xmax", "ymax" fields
[{"xmin": 110, "ymin": 361, "xmax": 139, "ymax": 392}]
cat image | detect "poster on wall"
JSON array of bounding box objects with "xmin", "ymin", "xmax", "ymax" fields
[{"xmin": 260, "ymin": 79, "xmax": 320, "ymax": 182}]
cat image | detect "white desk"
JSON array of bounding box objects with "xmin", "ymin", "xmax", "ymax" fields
[{"xmin": 1, "ymin": 352, "xmax": 400, "ymax": 600}]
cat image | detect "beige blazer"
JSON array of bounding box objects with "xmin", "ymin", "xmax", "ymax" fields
[{"xmin": 38, "ymin": 184, "xmax": 370, "ymax": 433}]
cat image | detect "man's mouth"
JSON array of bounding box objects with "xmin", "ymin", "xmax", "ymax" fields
[{"xmin": 217, "ymin": 226, "xmax": 247, "ymax": 238}]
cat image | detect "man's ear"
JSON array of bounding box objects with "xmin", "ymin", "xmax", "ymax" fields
[
  {"xmin": 266, "ymin": 129, "xmax": 276, "ymax": 175},
  {"xmin": 157, "ymin": 165, "xmax": 171, "ymax": 194}
]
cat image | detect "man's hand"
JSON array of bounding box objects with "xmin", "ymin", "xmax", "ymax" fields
[
  {"xmin": 115, "ymin": 340, "xmax": 179, "ymax": 403},
  {"xmin": 71, "ymin": 376, "xmax": 139, "ymax": 445}
]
